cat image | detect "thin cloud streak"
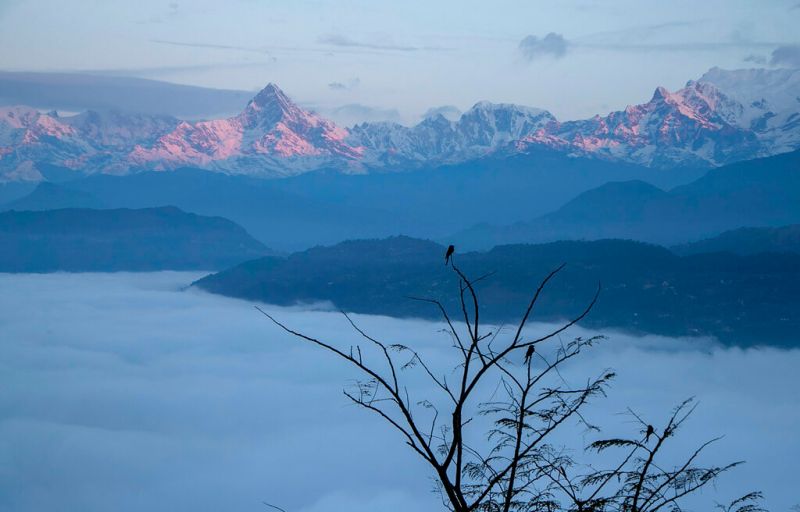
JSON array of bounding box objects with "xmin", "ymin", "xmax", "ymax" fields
[
  {"xmin": 148, "ymin": 38, "xmax": 419, "ymax": 59},
  {"xmin": 317, "ymin": 34, "xmax": 450, "ymax": 52},
  {"xmin": 74, "ymin": 61, "xmax": 277, "ymax": 78},
  {"xmin": 149, "ymin": 38, "xmax": 276, "ymax": 55},
  {"xmin": 580, "ymin": 40, "xmax": 790, "ymax": 52},
  {"xmin": 575, "ymin": 20, "xmax": 709, "ymax": 43},
  {"xmin": 547, "ymin": 19, "xmax": 793, "ymax": 57},
  {"xmin": 319, "ymin": 34, "xmax": 418, "ymax": 52}
]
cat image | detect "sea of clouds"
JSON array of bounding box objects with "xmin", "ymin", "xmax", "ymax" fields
[{"xmin": 0, "ymin": 272, "xmax": 797, "ymax": 512}]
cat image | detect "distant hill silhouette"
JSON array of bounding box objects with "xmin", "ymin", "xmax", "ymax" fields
[
  {"xmin": 0, "ymin": 206, "xmax": 270, "ymax": 272},
  {"xmin": 194, "ymin": 236, "xmax": 800, "ymax": 347},
  {"xmin": 454, "ymin": 150, "xmax": 800, "ymax": 249},
  {"xmin": 0, "ymin": 181, "xmax": 36, "ymax": 205},
  {"xmin": 673, "ymin": 224, "xmax": 800, "ymax": 255},
  {"xmin": 3, "ymin": 182, "xmax": 104, "ymax": 211},
  {"xmin": 2, "ymin": 149, "xmax": 703, "ymax": 251},
  {"xmin": 7, "ymin": 150, "xmax": 798, "ymax": 253}
]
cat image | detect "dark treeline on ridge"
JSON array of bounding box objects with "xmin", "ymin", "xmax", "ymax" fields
[
  {"xmin": 0, "ymin": 206, "xmax": 269, "ymax": 272},
  {"xmin": 194, "ymin": 236, "xmax": 800, "ymax": 347}
]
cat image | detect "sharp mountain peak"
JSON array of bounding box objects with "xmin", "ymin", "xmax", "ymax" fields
[{"xmin": 2, "ymin": 67, "xmax": 799, "ymax": 180}]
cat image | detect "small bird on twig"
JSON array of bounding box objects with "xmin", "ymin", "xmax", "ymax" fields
[
  {"xmin": 645, "ymin": 424, "xmax": 655, "ymax": 443},
  {"xmin": 524, "ymin": 345, "xmax": 535, "ymax": 364},
  {"xmin": 444, "ymin": 244, "xmax": 455, "ymax": 265}
]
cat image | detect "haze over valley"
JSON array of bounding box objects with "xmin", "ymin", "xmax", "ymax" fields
[{"xmin": 1, "ymin": 272, "xmax": 798, "ymax": 512}]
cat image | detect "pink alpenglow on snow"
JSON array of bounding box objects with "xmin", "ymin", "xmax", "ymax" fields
[
  {"xmin": 1, "ymin": 67, "xmax": 799, "ymax": 181},
  {"xmin": 0, "ymin": 107, "xmax": 76, "ymax": 145},
  {"xmin": 129, "ymin": 84, "xmax": 363, "ymax": 171}
]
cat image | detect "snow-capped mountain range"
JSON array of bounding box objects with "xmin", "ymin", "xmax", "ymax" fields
[{"xmin": 1, "ymin": 67, "xmax": 799, "ymax": 181}]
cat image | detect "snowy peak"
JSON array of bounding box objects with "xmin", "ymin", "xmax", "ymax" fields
[
  {"xmin": 650, "ymin": 86, "xmax": 671, "ymax": 103},
  {"xmin": 699, "ymin": 67, "xmax": 800, "ymax": 106},
  {"xmin": 349, "ymin": 100, "xmax": 558, "ymax": 165},
  {"xmin": 461, "ymin": 101, "xmax": 555, "ymax": 127},
  {"xmin": 251, "ymin": 82, "xmax": 290, "ymax": 106},
  {"xmin": 2, "ymin": 67, "xmax": 800, "ymax": 181},
  {"xmin": 513, "ymin": 77, "xmax": 767, "ymax": 167},
  {"xmin": 456, "ymin": 102, "xmax": 555, "ymax": 149},
  {"xmin": 461, "ymin": 101, "xmax": 555, "ymax": 126},
  {"xmin": 648, "ymin": 81, "xmax": 724, "ymax": 120},
  {"xmin": 655, "ymin": 81, "xmax": 727, "ymax": 126},
  {"xmin": 0, "ymin": 106, "xmax": 77, "ymax": 144},
  {"xmin": 697, "ymin": 67, "xmax": 800, "ymax": 123},
  {"xmin": 239, "ymin": 83, "xmax": 301, "ymax": 127},
  {"xmin": 127, "ymin": 84, "xmax": 363, "ymax": 174},
  {"xmin": 694, "ymin": 67, "xmax": 800, "ymax": 154}
]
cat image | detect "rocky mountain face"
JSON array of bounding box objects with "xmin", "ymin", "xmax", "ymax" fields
[
  {"xmin": 698, "ymin": 67, "xmax": 800, "ymax": 154},
  {"xmin": 0, "ymin": 106, "xmax": 179, "ymax": 180},
  {"xmin": 528, "ymin": 81, "xmax": 761, "ymax": 168},
  {"xmin": 127, "ymin": 84, "xmax": 364, "ymax": 176},
  {"xmin": 349, "ymin": 103, "xmax": 557, "ymax": 167},
  {"xmin": 1, "ymin": 67, "xmax": 799, "ymax": 181}
]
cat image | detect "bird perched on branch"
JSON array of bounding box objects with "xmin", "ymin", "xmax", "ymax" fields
[
  {"xmin": 524, "ymin": 345, "xmax": 535, "ymax": 364},
  {"xmin": 444, "ymin": 245, "xmax": 455, "ymax": 265},
  {"xmin": 645, "ymin": 424, "xmax": 655, "ymax": 442}
]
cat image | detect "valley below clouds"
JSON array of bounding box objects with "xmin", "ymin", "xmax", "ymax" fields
[{"xmin": 1, "ymin": 272, "xmax": 798, "ymax": 511}]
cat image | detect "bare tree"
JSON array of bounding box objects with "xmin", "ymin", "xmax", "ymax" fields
[{"xmin": 257, "ymin": 260, "xmax": 759, "ymax": 512}]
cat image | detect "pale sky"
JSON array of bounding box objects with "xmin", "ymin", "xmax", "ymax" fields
[{"xmin": 1, "ymin": 0, "xmax": 798, "ymax": 123}]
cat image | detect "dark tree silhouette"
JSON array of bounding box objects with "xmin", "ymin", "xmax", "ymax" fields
[{"xmin": 257, "ymin": 259, "xmax": 760, "ymax": 512}]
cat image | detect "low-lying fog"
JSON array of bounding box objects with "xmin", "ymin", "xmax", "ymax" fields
[{"xmin": 0, "ymin": 272, "xmax": 797, "ymax": 512}]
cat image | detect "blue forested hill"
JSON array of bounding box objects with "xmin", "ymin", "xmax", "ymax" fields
[
  {"xmin": 1, "ymin": 148, "xmax": 704, "ymax": 251},
  {"xmin": 0, "ymin": 206, "xmax": 271, "ymax": 272},
  {"xmin": 194, "ymin": 236, "xmax": 800, "ymax": 347},
  {"xmin": 3, "ymin": 181, "xmax": 105, "ymax": 211},
  {"xmin": 8, "ymin": 149, "xmax": 795, "ymax": 253},
  {"xmin": 673, "ymin": 224, "xmax": 800, "ymax": 255},
  {"xmin": 454, "ymin": 150, "xmax": 800, "ymax": 249}
]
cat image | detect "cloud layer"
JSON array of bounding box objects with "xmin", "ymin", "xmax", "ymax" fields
[
  {"xmin": 315, "ymin": 103, "xmax": 403, "ymax": 126},
  {"xmin": 0, "ymin": 272, "xmax": 798, "ymax": 512},
  {"xmin": 770, "ymin": 44, "xmax": 800, "ymax": 68},
  {"xmin": 519, "ymin": 33, "xmax": 569, "ymax": 60}
]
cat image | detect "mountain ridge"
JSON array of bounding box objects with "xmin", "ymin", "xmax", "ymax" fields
[
  {"xmin": 673, "ymin": 224, "xmax": 800, "ymax": 256},
  {"xmin": 452, "ymin": 149, "xmax": 800, "ymax": 249},
  {"xmin": 2, "ymin": 67, "xmax": 799, "ymax": 181},
  {"xmin": 193, "ymin": 236, "xmax": 800, "ymax": 347},
  {"xmin": 0, "ymin": 206, "xmax": 271, "ymax": 271},
  {"xmin": 2, "ymin": 148, "xmax": 706, "ymax": 251}
]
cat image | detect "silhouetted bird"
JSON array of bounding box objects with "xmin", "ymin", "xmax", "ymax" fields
[
  {"xmin": 445, "ymin": 245, "xmax": 455, "ymax": 265},
  {"xmin": 524, "ymin": 345, "xmax": 535, "ymax": 364},
  {"xmin": 645, "ymin": 424, "xmax": 655, "ymax": 442}
]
